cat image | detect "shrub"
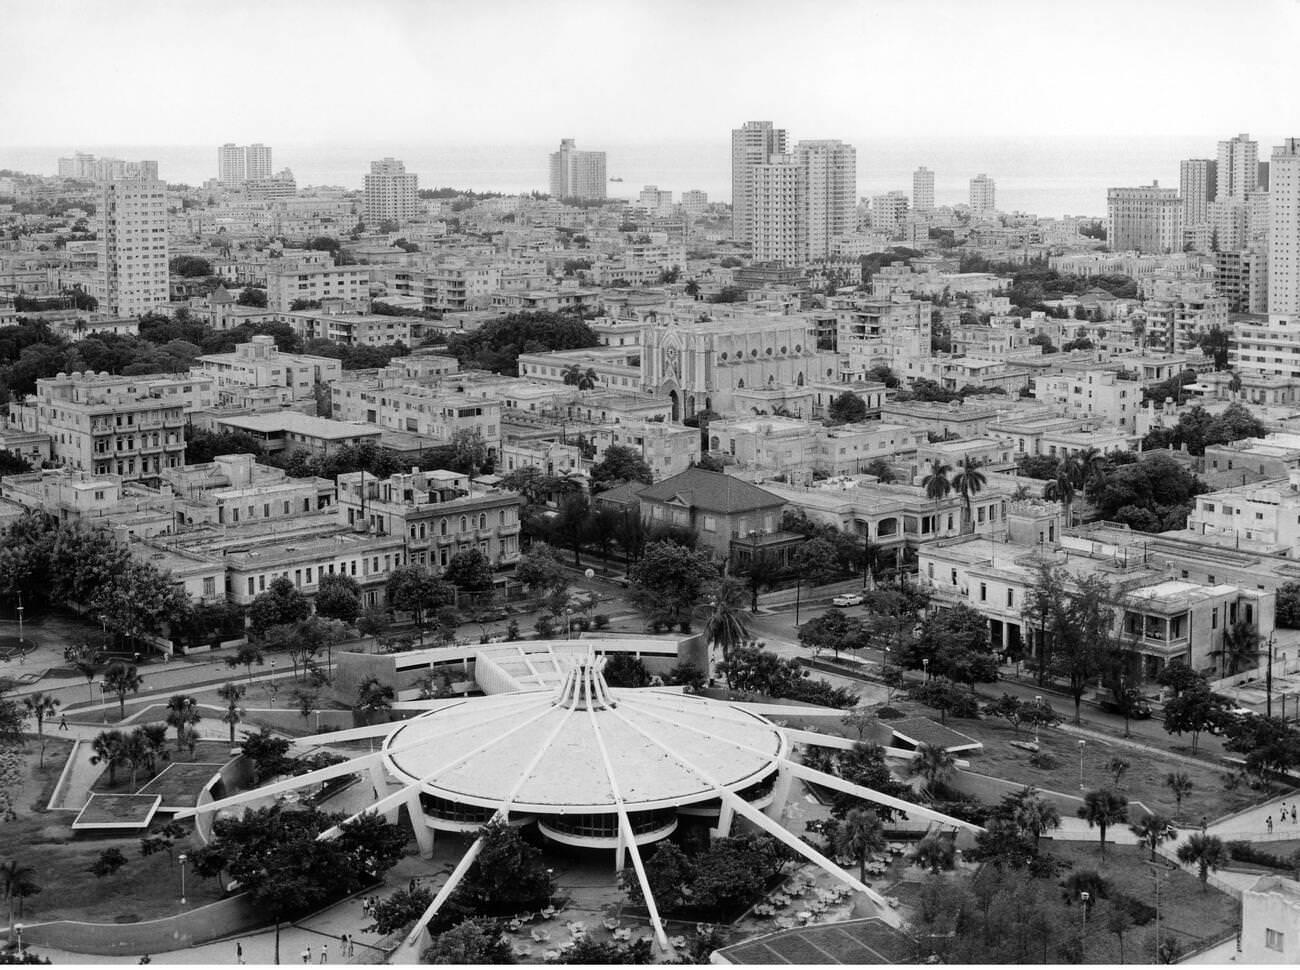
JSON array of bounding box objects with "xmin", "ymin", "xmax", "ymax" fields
[
  {"xmin": 593, "ymin": 613, "xmax": 611, "ymax": 630},
  {"xmin": 534, "ymin": 615, "xmax": 556, "ymax": 638},
  {"xmin": 1227, "ymin": 840, "xmax": 1297, "ymax": 871},
  {"xmin": 1028, "ymin": 751, "xmax": 1059, "ymax": 770},
  {"xmin": 875, "ymin": 706, "xmax": 904, "ymax": 720}
]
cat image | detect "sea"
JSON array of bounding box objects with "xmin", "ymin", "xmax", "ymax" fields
[{"xmin": 1, "ymin": 134, "xmax": 1233, "ymax": 220}]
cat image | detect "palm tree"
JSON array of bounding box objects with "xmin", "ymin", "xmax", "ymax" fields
[
  {"xmin": 833, "ymin": 808, "xmax": 885, "ymax": 883},
  {"xmin": 1077, "ymin": 789, "xmax": 1129, "ymax": 857},
  {"xmin": 1176, "ymin": 833, "xmax": 1226, "ymax": 892},
  {"xmin": 922, "ymin": 461, "xmax": 953, "ymax": 534},
  {"xmin": 1, "ymin": 859, "xmax": 39, "ymax": 948},
  {"xmin": 1218, "ymin": 621, "xmax": 1262, "ymax": 677},
  {"xmin": 951, "ymin": 457, "xmax": 987, "ymax": 535},
  {"xmin": 1043, "ymin": 473, "xmax": 1076, "ymax": 527},
  {"xmin": 22, "ymin": 692, "xmax": 60, "ymax": 766},
  {"xmin": 562, "ymin": 364, "xmax": 598, "ymax": 390},
  {"xmin": 165, "ymin": 694, "xmax": 200, "ymax": 751},
  {"xmin": 140, "ymin": 724, "xmax": 169, "ymax": 775},
  {"xmin": 705, "ymin": 575, "xmax": 751, "ymax": 677},
  {"xmin": 122, "ymin": 728, "xmax": 152, "ymax": 789},
  {"xmin": 1129, "ymin": 812, "xmax": 1177, "ymax": 861},
  {"xmin": 910, "ymin": 743, "xmax": 957, "ymax": 794},
  {"xmin": 1164, "ymin": 772, "xmax": 1193, "ymax": 820},
  {"xmin": 1228, "ymin": 370, "xmax": 1242, "ymax": 400},
  {"xmin": 103, "ymin": 661, "xmax": 143, "ymax": 720},
  {"xmin": 1008, "ymin": 786, "xmax": 1061, "ymax": 846},
  {"xmin": 218, "ymin": 682, "xmax": 246, "ymax": 745},
  {"xmin": 90, "ymin": 729, "xmax": 128, "ymax": 786}
]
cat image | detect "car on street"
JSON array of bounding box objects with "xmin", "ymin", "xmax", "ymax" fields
[{"xmin": 831, "ymin": 593, "xmax": 865, "ymax": 607}]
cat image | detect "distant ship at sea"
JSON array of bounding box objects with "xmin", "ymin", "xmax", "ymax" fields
[{"xmin": 609, "ymin": 176, "xmax": 623, "ymax": 182}]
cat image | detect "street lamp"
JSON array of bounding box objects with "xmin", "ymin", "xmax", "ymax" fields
[
  {"xmin": 16, "ymin": 591, "xmax": 24, "ymax": 660},
  {"xmin": 13, "ymin": 923, "xmax": 21, "ymax": 959},
  {"xmin": 1078, "ymin": 739, "xmax": 1087, "ymax": 791},
  {"xmin": 794, "ymin": 573, "xmax": 802, "ymax": 625},
  {"xmin": 98, "ymin": 681, "xmax": 107, "ymax": 724},
  {"xmin": 922, "ymin": 658, "xmax": 929, "ymax": 681},
  {"xmin": 1267, "ymin": 635, "xmax": 1276, "ymax": 718},
  {"xmin": 1079, "ymin": 891, "xmax": 1090, "ymax": 955},
  {"xmin": 178, "ymin": 853, "xmax": 188, "ymax": 905},
  {"xmin": 1034, "ymin": 695, "xmax": 1043, "ymax": 745}
]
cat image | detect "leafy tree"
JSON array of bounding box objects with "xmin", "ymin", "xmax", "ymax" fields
[
  {"xmin": 164, "ymin": 694, "xmax": 200, "ymax": 751},
  {"xmin": 225, "ymin": 640, "xmax": 265, "ymax": 684},
  {"xmin": 248, "ymin": 576, "xmax": 310, "ymax": 635},
  {"xmin": 365, "ymin": 886, "xmax": 433, "ymax": 935},
  {"xmin": 21, "ymin": 692, "xmax": 58, "ymax": 766},
  {"xmin": 385, "ymin": 566, "xmax": 455, "ymax": 630},
  {"xmin": 1077, "ymin": 789, "xmax": 1128, "ymax": 856},
  {"xmin": 103, "ymin": 662, "xmax": 143, "ymax": 720},
  {"xmin": 0, "ymin": 858, "xmax": 40, "ymax": 946},
  {"xmin": 236, "ymin": 286, "xmax": 268, "ymax": 308},
  {"xmin": 590, "ymin": 445, "xmax": 653, "ymax": 492},
  {"xmin": 1176, "ymin": 834, "xmax": 1226, "ymax": 892},
  {"xmin": 1217, "ymin": 620, "xmax": 1262, "ymax": 677},
  {"xmin": 435, "ymin": 818, "xmax": 555, "ymax": 929},
  {"xmin": 827, "ymin": 391, "xmax": 868, "ymax": 424},
  {"xmin": 550, "ymin": 935, "xmax": 651, "ymax": 964},
  {"xmin": 445, "ymin": 550, "xmax": 494, "ymax": 593},
  {"xmin": 910, "ymin": 742, "xmax": 957, "ymax": 793},
  {"xmin": 90, "ymin": 729, "xmax": 128, "ymax": 785},
  {"xmin": 240, "ymin": 728, "xmax": 294, "ymax": 784},
  {"xmin": 1162, "ymin": 684, "xmax": 1231, "ymax": 754},
  {"xmin": 1277, "ymin": 583, "xmax": 1300, "ymax": 628},
  {"xmin": 602, "ymin": 653, "xmax": 651, "ymax": 687},
  {"xmin": 355, "ymin": 677, "xmax": 395, "ymax": 717},
  {"xmin": 628, "ymin": 541, "xmax": 718, "ymax": 633},
  {"xmin": 908, "ymin": 604, "xmax": 998, "ymax": 689},
  {"xmin": 168, "ymin": 255, "xmax": 213, "ymax": 277},
  {"xmin": 792, "ymin": 536, "xmax": 841, "ymax": 588},
  {"xmin": 445, "ymin": 311, "xmax": 599, "ymax": 376},
  {"xmin": 798, "ymin": 608, "xmax": 864, "ymax": 659},
  {"xmin": 183, "ymin": 427, "xmax": 265, "ymax": 464},
  {"xmin": 907, "ymin": 678, "xmax": 976, "ymax": 723},
  {"xmin": 423, "ymin": 918, "xmax": 516, "ymax": 964},
  {"xmin": 552, "ymin": 493, "xmax": 591, "ymax": 566},
  {"xmin": 314, "ymin": 573, "xmax": 362, "ymax": 624}
]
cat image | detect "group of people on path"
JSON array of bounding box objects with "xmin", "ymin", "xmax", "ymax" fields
[{"xmin": 1265, "ymin": 800, "xmax": 1298, "ymax": 833}]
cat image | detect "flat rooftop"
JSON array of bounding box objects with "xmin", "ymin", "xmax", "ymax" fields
[{"xmin": 216, "ymin": 412, "xmax": 382, "ymax": 439}]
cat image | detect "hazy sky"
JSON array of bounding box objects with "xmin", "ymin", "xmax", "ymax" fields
[{"xmin": 2, "ymin": 0, "xmax": 1296, "ymax": 146}]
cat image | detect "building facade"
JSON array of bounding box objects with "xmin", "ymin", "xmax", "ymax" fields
[
  {"xmin": 795, "ymin": 140, "xmax": 857, "ymax": 261},
  {"xmin": 912, "ymin": 166, "xmax": 935, "ymax": 212},
  {"xmin": 1107, "ymin": 183, "xmax": 1182, "ymax": 254},
  {"xmin": 97, "ymin": 176, "xmax": 169, "ymax": 317},
  {"xmin": 548, "ymin": 139, "xmax": 606, "ymax": 201},
  {"xmin": 969, "ymin": 174, "xmax": 996, "ymax": 212},
  {"xmin": 1179, "ymin": 158, "xmax": 1217, "ymax": 228},
  {"xmin": 1217, "ymin": 133, "xmax": 1259, "ymax": 202},
  {"xmin": 731, "ymin": 120, "xmax": 787, "ymax": 243},
  {"xmin": 1268, "ymin": 138, "xmax": 1300, "ymax": 317},
  {"xmin": 364, "ymin": 157, "xmax": 419, "ymax": 225}
]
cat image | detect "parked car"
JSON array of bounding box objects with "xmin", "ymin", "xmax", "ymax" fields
[
  {"xmin": 831, "ymin": 593, "xmax": 865, "ymax": 607},
  {"xmin": 1098, "ymin": 695, "xmax": 1152, "ymax": 719}
]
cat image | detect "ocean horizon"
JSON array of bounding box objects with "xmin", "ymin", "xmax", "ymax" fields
[{"xmin": 1, "ymin": 134, "xmax": 1255, "ymax": 220}]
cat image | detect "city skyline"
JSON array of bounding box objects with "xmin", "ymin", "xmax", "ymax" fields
[{"xmin": 1, "ymin": 0, "xmax": 1295, "ymax": 146}]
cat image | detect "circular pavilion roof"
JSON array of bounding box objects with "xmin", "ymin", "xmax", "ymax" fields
[{"xmin": 382, "ymin": 666, "xmax": 786, "ymax": 815}]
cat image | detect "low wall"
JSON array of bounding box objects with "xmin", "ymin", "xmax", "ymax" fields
[
  {"xmin": 12, "ymin": 893, "xmax": 263, "ymax": 956},
  {"xmin": 46, "ymin": 737, "xmax": 84, "ymax": 811},
  {"xmin": 195, "ymin": 754, "xmax": 253, "ymax": 844},
  {"xmin": 949, "ymin": 768, "xmax": 1155, "ymax": 826},
  {"xmin": 758, "ymin": 577, "xmax": 863, "ymax": 609}
]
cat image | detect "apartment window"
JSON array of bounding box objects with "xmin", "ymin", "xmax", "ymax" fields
[
  {"xmin": 1212, "ymin": 608, "xmax": 1218, "ymax": 629},
  {"xmin": 306, "ymin": 567, "xmax": 313, "ymax": 583},
  {"xmin": 979, "ymin": 583, "xmax": 987, "ymax": 601},
  {"xmin": 927, "ymin": 563, "xmax": 934, "ymax": 579},
  {"xmin": 203, "ymin": 577, "xmax": 216, "ymax": 597},
  {"xmin": 283, "ymin": 501, "xmax": 290, "ymax": 514},
  {"xmin": 1266, "ymin": 929, "xmax": 1285, "ymax": 952},
  {"xmin": 1007, "ymin": 589, "xmax": 1014, "ymax": 607},
  {"xmin": 247, "ymin": 578, "xmax": 255, "ymax": 595},
  {"xmin": 258, "ymin": 575, "xmax": 266, "ymax": 592},
  {"xmin": 951, "ymin": 569, "xmax": 958, "ymax": 586}
]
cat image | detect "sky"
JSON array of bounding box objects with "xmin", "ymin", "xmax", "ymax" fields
[{"xmin": 1, "ymin": 0, "xmax": 1297, "ymax": 146}]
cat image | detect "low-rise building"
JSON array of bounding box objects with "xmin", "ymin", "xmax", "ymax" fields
[
  {"xmin": 267, "ymin": 264, "xmax": 371, "ymax": 312},
  {"xmin": 192, "ymin": 335, "xmax": 343, "ymax": 407},
  {"xmin": 1034, "ymin": 368, "xmax": 1143, "ymax": 432},
  {"xmin": 213, "ymin": 412, "xmax": 382, "ymax": 456},
  {"xmin": 635, "ymin": 467, "xmax": 786, "ymax": 560}
]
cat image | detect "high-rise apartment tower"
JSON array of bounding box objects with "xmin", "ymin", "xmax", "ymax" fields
[
  {"xmin": 912, "ymin": 166, "xmax": 935, "ymax": 212},
  {"xmin": 97, "ymin": 176, "xmax": 169, "ymax": 317},
  {"xmin": 548, "ymin": 139, "xmax": 606, "ymax": 201},
  {"xmin": 363, "ymin": 157, "xmax": 419, "ymax": 225},
  {"xmin": 731, "ymin": 121, "xmax": 787, "ymax": 241}
]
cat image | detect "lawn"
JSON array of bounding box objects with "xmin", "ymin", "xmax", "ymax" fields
[{"xmin": 1045, "ymin": 841, "xmax": 1238, "ymax": 964}]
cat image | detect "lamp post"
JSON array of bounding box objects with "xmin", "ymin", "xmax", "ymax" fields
[
  {"xmin": 1078, "ymin": 739, "xmax": 1087, "ymax": 791},
  {"xmin": 922, "ymin": 658, "xmax": 929, "ymax": 682},
  {"xmin": 1079, "ymin": 891, "xmax": 1090, "ymax": 956},
  {"xmin": 794, "ymin": 573, "xmax": 802, "ymax": 625},
  {"xmin": 1267, "ymin": 635, "xmax": 1276, "ymax": 718},
  {"xmin": 1034, "ymin": 695, "xmax": 1043, "ymax": 745},
  {"xmin": 16, "ymin": 591, "xmax": 24, "ymax": 661},
  {"xmin": 98, "ymin": 682, "xmax": 107, "ymax": 724},
  {"xmin": 13, "ymin": 923, "xmax": 21, "ymax": 959},
  {"xmin": 564, "ymin": 609, "xmax": 572, "ymax": 640},
  {"xmin": 178, "ymin": 853, "xmax": 188, "ymax": 905}
]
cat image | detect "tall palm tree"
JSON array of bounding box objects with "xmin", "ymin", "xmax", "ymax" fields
[
  {"xmin": 833, "ymin": 808, "xmax": 885, "ymax": 883},
  {"xmin": 951, "ymin": 457, "xmax": 987, "ymax": 535},
  {"xmin": 1218, "ymin": 621, "xmax": 1262, "ymax": 677},
  {"xmin": 22, "ymin": 692, "xmax": 60, "ymax": 766},
  {"xmin": 123, "ymin": 728, "xmax": 153, "ymax": 789},
  {"xmin": 103, "ymin": 661, "xmax": 143, "ymax": 720},
  {"xmin": 165, "ymin": 694, "xmax": 200, "ymax": 751},
  {"xmin": 1077, "ymin": 788, "xmax": 1129, "ymax": 857},
  {"xmin": 1008, "ymin": 786, "xmax": 1061, "ymax": 846},
  {"xmin": 910, "ymin": 742, "xmax": 957, "ymax": 794},
  {"xmin": 1164, "ymin": 772, "xmax": 1193, "ymax": 820},
  {"xmin": 1176, "ymin": 833, "xmax": 1226, "ymax": 892},
  {"xmin": 706, "ymin": 575, "xmax": 751, "ymax": 681},
  {"xmin": 922, "ymin": 461, "xmax": 953, "ymax": 535},
  {"xmin": 1044, "ymin": 474, "xmax": 1076, "ymax": 527},
  {"xmin": 140, "ymin": 724, "xmax": 169, "ymax": 775},
  {"xmin": 218, "ymin": 682, "xmax": 247, "ymax": 745},
  {"xmin": 1129, "ymin": 812, "xmax": 1176, "ymax": 861},
  {"xmin": 1, "ymin": 859, "xmax": 39, "ymax": 948},
  {"xmin": 90, "ymin": 729, "xmax": 128, "ymax": 786}
]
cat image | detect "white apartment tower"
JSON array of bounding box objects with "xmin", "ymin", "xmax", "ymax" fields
[
  {"xmin": 969, "ymin": 173, "xmax": 996, "ymax": 212},
  {"xmin": 363, "ymin": 157, "xmax": 419, "ymax": 225},
  {"xmin": 1107, "ymin": 182, "xmax": 1182, "ymax": 254},
  {"xmin": 548, "ymin": 139, "xmax": 606, "ymax": 201},
  {"xmin": 1179, "ymin": 158, "xmax": 1217, "ymax": 227},
  {"xmin": 795, "ymin": 140, "xmax": 857, "ymax": 261},
  {"xmin": 731, "ymin": 121, "xmax": 788, "ymax": 242},
  {"xmin": 97, "ymin": 176, "xmax": 169, "ymax": 317},
  {"xmin": 1218, "ymin": 133, "xmax": 1259, "ymax": 202},
  {"xmin": 245, "ymin": 143, "xmax": 273, "ymax": 181},
  {"xmin": 1267, "ymin": 138, "xmax": 1300, "ymax": 318},
  {"xmin": 749, "ymin": 154, "xmax": 807, "ymax": 265},
  {"xmin": 912, "ymin": 166, "xmax": 935, "ymax": 212},
  {"xmin": 218, "ymin": 143, "xmax": 246, "ymax": 188}
]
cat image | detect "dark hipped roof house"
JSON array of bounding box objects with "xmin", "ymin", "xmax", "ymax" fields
[{"xmin": 634, "ymin": 467, "xmax": 803, "ymax": 563}]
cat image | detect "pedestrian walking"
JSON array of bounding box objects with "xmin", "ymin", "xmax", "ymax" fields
[
  {"xmin": 347, "ymin": 934, "xmax": 355, "ymax": 957},
  {"xmin": 236, "ymin": 941, "xmax": 244, "ymax": 964},
  {"xmin": 302, "ymin": 945, "xmax": 312, "ymax": 964},
  {"xmin": 1292, "ymin": 805, "xmax": 1296, "ymax": 825},
  {"xmin": 320, "ymin": 944, "xmax": 328, "ymax": 963},
  {"xmin": 1267, "ymin": 815, "xmax": 1274, "ymax": 833},
  {"xmin": 1200, "ymin": 815, "xmax": 1208, "ymax": 834},
  {"xmin": 58, "ymin": 714, "xmax": 68, "ymax": 731}
]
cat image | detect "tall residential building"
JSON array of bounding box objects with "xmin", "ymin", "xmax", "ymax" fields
[
  {"xmin": 1107, "ymin": 182, "xmax": 1182, "ymax": 254},
  {"xmin": 1217, "ymin": 133, "xmax": 1259, "ymax": 202},
  {"xmin": 363, "ymin": 157, "xmax": 419, "ymax": 225},
  {"xmin": 1179, "ymin": 159, "xmax": 1217, "ymax": 227},
  {"xmin": 245, "ymin": 143, "xmax": 273, "ymax": 180},
  {"xmin": 548, "ymin": 139, "xmax": 606, "ymax": 201},
  {"xmin": 1268, "ymin": 138, "xmax": 1300, "ymax": 317},
  {"xmin": 969, "ymin": 173, "xmax": 996, "ymax": 212},
  {"xmin": 794, "ymin": 140, "xmax": 856, "ymax": 260},
  {"xmin": 57, "ymin": 152, "xmax": 97, "ymax": 179},
  {"xmin": 218, "ymin": 143, "xmax": 246, "ymax": 188},
  {"xmin": 749, "ymin": 154, "xmax": 807, "ymax": 265},
  {"xmin": 97, "ymin": 176, "xmax": 169, "ymax": 317},
  {"xmin": 870, "ymin": 191, "xmax": 910, "ymax": 233},
  {"xmin": 912, "ymin": 166, "xmax": 935, "ymax": 212},
  {"xmin": 731, "ymin": 120, "xmax": 787, "ymax": 242}
]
